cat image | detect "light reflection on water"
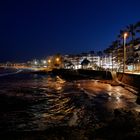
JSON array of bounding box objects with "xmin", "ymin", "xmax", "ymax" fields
[
  {"xmin": 0, "ymin": 73, "xmax": 139, "ymax": 131},
  {"xmin": 77, "ymin": 80, "xmax": 138, "ymax": 109}
]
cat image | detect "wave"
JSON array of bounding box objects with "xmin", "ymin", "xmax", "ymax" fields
[{"xmin": 0, "ymin": 69, "xmax": 22, "ymax": 77}]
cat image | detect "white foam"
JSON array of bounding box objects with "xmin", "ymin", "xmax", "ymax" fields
[{"xmin": 0, "ymin": 70, "xmax": 22, "ymax": 77}]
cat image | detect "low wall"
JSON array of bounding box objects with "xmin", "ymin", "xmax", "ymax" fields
[
  {"xmin": 78, "ymin": 69, "xmax": 112, "ymax": 80},
  {"xmin": 117, "ymin": 72, "xmax": 140, "ymax": 90},
  {"xmin": 52, "ymin": 69, "xmax": 112, "ymax": 80}
]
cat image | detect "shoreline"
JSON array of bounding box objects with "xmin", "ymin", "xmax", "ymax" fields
[{"xmin": 0, "ymin": 68, "xmax": 140, "ymax": 139}]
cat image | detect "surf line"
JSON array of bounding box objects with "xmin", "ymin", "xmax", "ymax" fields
[{"xmin": 0, "ymin": 70, "xmax": 23, "ymax": 77}]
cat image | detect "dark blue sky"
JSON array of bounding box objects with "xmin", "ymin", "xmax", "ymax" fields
[{"xmin": 0, "ymin": 0, "xmax": 140, "ymax": 62}]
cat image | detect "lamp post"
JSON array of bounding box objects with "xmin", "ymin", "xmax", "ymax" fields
[
  {"xmin": 34, "ymin": 60, "xmax": 37, "ymax": 65},
  {"xmin": 56, "ymin": 57, "xmax": 60, "ymax": 62},
  {"xmin": 48, "ymin": 59, "xmax": 51, "ymax": 63},
  {"xmin": 48, "ymin": 59, "xmax": 51, "ymax": 66},
  {"xmin": 123, "ymin": 32, "xmax": 128, "ymax": 73},
  {"xmin": 43, "ymin": 60, "xmax": 46, "ymax": 64}
]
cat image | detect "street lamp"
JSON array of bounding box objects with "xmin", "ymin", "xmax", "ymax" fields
[
  {"xmin": 47, "ymin": 59, "xmax": 51, "ymax": 68},
  {"xmin": 123, "ymin": 32, "xmax": 128, "ymax": 73},
  {"xmin": 56, "ymin": 57, "xmax": 60, "ymax": 62},
  {"xmin": 34, "ymin": 60, "xmax": 37, "ymax": 65},
  {"xmin": 48, "ymin": 59, "xmax": 51, "ymax": 64},
  {"xmin": 43, "ymin": 60, "xmax": 46, "ymax": 64}
]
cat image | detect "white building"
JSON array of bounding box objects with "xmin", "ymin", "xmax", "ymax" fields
[{"xmin": 63, "ymin": 54, "xmax": 101, "ymax": 69}]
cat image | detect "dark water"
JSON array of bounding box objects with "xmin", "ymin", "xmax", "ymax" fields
[
  {"xmin": 0, "ymin": 68, "xmax": 139, "ymax": 133},
  {"xmin": 0, "ymin": 68, "xmax": 22, "ymax": 77}
]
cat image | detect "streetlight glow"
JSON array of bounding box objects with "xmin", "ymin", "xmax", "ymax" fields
[
  {"xmin": 48, "ymin": 59, "xmax": 51, "ymax": 63},
  {"xmin": 43, "ymin": 60, "xmax": 46, "ymax": 64},
  {"xmin": 124, "ymin": 32, "xmax": 128, "ymax": 39},
  {"xmin": 56, "ymin": 58, "xmax": 60, "ymax": 62},
  {"xmin": 34, "ymin": 61, "xmax": 37, "ymax": 65}
]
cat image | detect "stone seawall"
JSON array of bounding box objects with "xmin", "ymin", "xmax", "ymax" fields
[
  {"xmin": 78, "ymin": 69, "xmax": 112, "ymax": 80},
  {"xmin": 117, "ymin": 73, "xmax": 140, "ymax": 90},
  {"xmin": 52, "ymin": 69, "xmax": 112, "ymax": 80}
]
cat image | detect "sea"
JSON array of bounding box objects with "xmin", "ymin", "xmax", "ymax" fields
[{"xmin": 0, "ymin": 67, "xmax": 139, "ymax": 133}]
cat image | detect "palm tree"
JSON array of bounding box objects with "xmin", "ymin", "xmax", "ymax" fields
[
  {"xmin": 118, "ymin": 28, "xmax": 131, "ymax": 72},
  {"xmin": 118, "ymin": 29, "xmax": 126, "ymax": 41},
  {"xmin": 126, "ymin": 24, "xmax": 137, "ymax": 42},
  {"xmin": 104, "ymin": 47, "xmax": 110, "ymax": 55},
  {"xmin": 135, "ymin": 21, "xmax": 140, "ymax": 34},
  {"xmin": 135, "ymin": 21, "xmax": 140, "ymax": 45},
  {"xmin": 89, "ymin": 51, "xmax": 95, "ymax": 55},
  {"xmin": 125, "ymin": 24, "xmax": 138, "ymax": 72},
  {"xmin": 97, "ymin": 51, "xmax": 103, "ymax": 56}
]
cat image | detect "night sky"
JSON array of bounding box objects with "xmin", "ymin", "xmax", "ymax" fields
[{"xmin": 0, "ymin": 0, "xmax": 140, "ymax": 62}]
